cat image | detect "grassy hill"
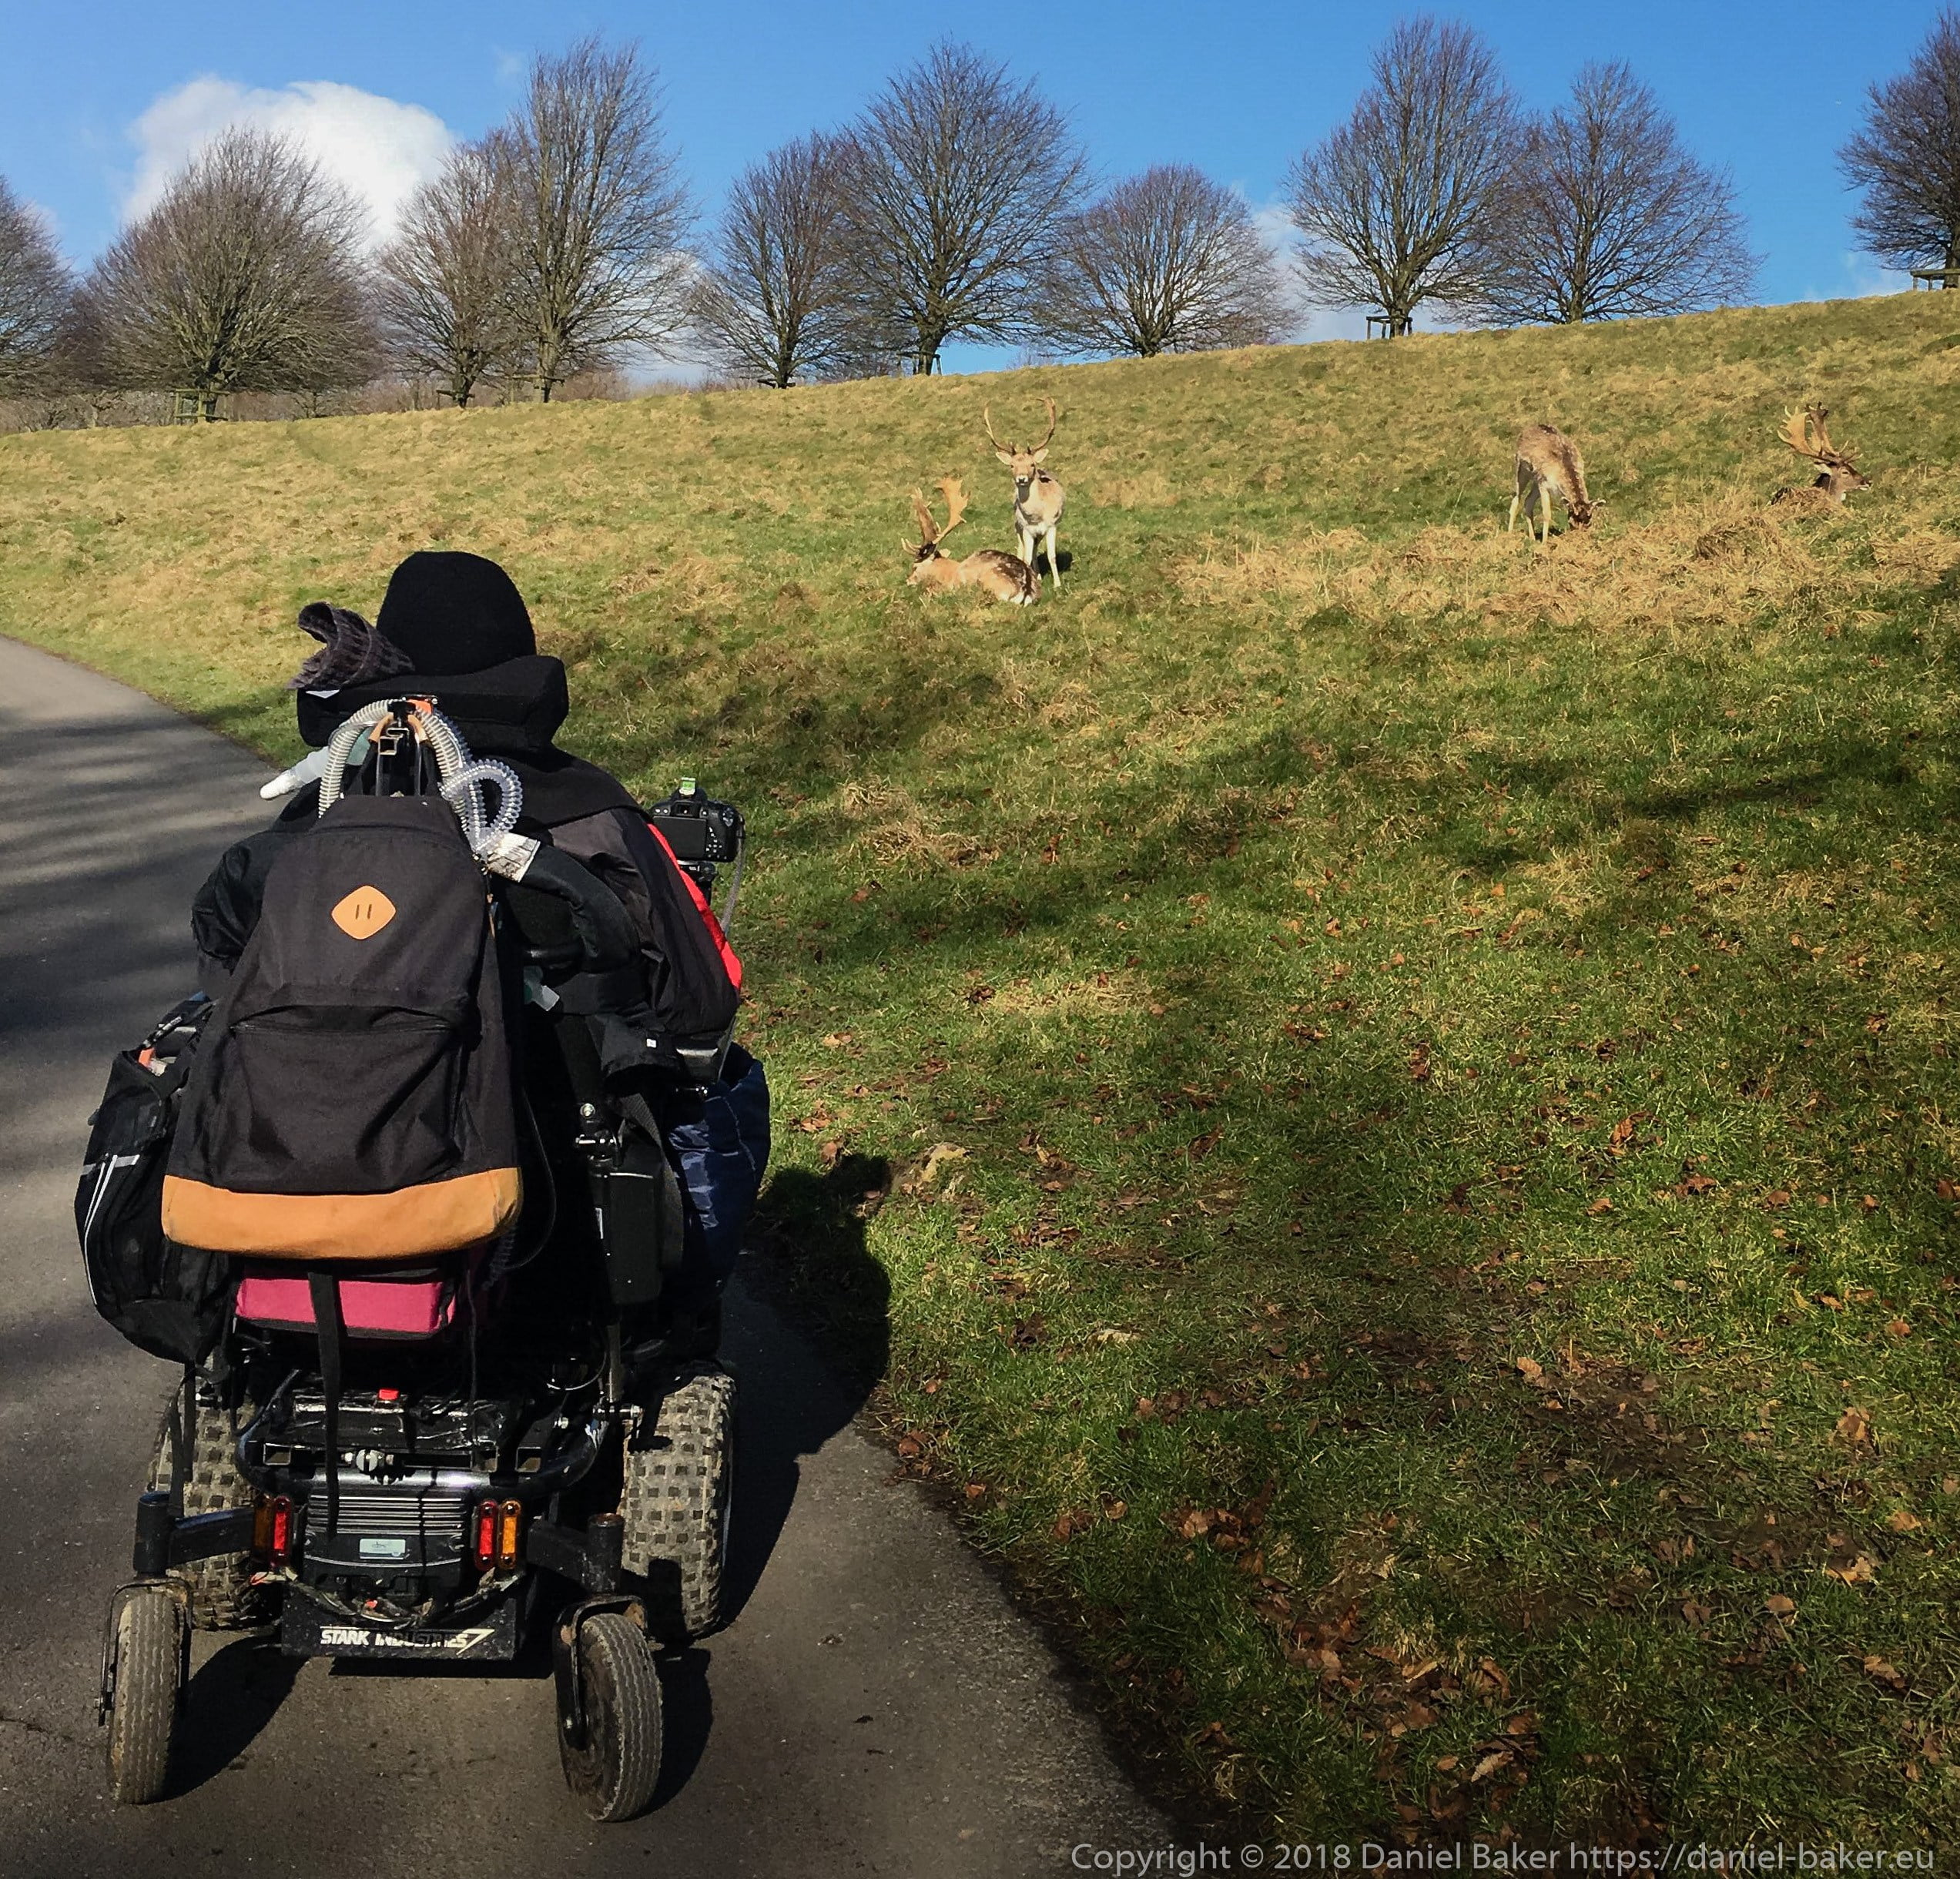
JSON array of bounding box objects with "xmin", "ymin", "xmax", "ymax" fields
[{"xmin": 8, "ymin": 293, "xmax": 1960, "ymax": 1844}]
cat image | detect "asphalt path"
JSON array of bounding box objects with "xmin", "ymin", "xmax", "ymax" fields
[{"xmin": 0, "ymin": 637, "xmax": 1159, "ymax": 1878}]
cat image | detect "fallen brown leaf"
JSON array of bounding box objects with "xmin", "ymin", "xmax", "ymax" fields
[{"xmin": 1834, "ymin": 1405, "xmax": 1874, "ymax": 1447}]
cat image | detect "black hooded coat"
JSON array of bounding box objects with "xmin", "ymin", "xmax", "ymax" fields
[{"xmin": 193, "ymin": 552, "xmax": 740, "ymax": 1057}]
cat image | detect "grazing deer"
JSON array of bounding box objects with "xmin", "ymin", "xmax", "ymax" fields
[
  {"xmin": 983, "ymin": 398, "xmax": 1064, "ymax": 587},
  {"xmin": 1772, "ymin": 406, "xmax": 1870, "ymax": 507},
  {"xmin": 1508, "ymin": 422, "xmax": 1599, "ymax": 545},
  {"xmin": 907, "ymin": 477, "xmax": 1037, "ymax": 605}
]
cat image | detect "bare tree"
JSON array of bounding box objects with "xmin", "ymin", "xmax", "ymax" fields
[
  {"xmin": 1285, "ymin": 16, "xmax": 1515, "ymax": 333},
  {"xmin": 1841, "ymin": 7, "xmax": 1960, "ymax": 280},
  {"xmin": 691, "ymin": 133, "xmax": 853, "ymax": 387},
  {"xmin": 0, "ymin": 177, "xmax": 72, "ymax": 395},
  {"xmin": 1473, "ymin": 63, "xmax": 1756, "ymax": 324},
  {"xmin": 376, "ymin": 136, "xmax": 522, "ymax": 406},
  {"xmin": 82, "ymin": 128, "xmax": 376, "ymax": 404},
  {"xmin": 1046, "ymin": 165, "xmax": 1287, "ymax": 357},
  {"xmin": 836, "ymin": 41, "xmax": 1086, "ymax": 376},
  {"xmin": 501, "ymin": 37, "xmax": 693, "ymax": 399}
]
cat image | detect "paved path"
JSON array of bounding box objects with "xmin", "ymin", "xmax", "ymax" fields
[{"xmin": 0, "ymin": 637, "xmax": 1158, "ymax": 1879}]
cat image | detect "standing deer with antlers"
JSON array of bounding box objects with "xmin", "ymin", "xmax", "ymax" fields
[
  {"xmin": 983, "ymin": 397, "xmax": 1065, "ymax": 588},
  {"xmin": 906, "ymin": 477, "xmax": 1037, "ymax": 605},
  {"xmin": 1508, "ymin": 422, "xmax": 1600, "ymax": 546},
  {"xmin": 1772, "ymin": 406, "xmax": 1870, "ymax": 507}
]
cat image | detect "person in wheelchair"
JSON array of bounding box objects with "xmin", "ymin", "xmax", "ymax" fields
[{"xmin": 189, "ymin": 549, "xmax": 759, "ymax": 1363}]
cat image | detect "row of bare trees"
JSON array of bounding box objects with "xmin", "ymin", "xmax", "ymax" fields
[
  {"xmin": 684, "ymin": 27, "xmax": 1759, "ymax": 387},
  {"xmin": 686, "ymin": 44, "xmax": 1288, "ymax": 386},
  {"xmin": 5, "ymin": 15, "xmax": 1959, "ymax": 416},
  {"xmin": 1285, "ymin": 19, "xmax": 1757, "ymax": 335},
  {"xmin": 0, "ymin": 39, "xmax": 692, "ymax": 416}
]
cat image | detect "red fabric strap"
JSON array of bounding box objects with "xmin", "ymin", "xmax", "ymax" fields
[{"xmin": 645, "ymin": 822, "xmax": 742, "ymax": 991}]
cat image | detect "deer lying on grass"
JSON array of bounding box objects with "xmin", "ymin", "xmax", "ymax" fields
[
  {"xmin": 1508, "ymin": 423, "xmax": 1599, "ymax": 545},
  {"xmin": 907, "ymin": 477, "xmax": 1037, "ymax": 605},
  {"xmin": 1772, "ymin": 406, "xmax": 1870, "ymax": 507},
  {"xmin": 983, "ymin": 398, "xmax": 1064, "ymax": 587}
]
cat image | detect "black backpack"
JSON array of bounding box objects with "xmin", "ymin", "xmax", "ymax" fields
[
  {"xmin": 162, "ymin": 792, "xmax": 522, "ymax": 1264},
  {"xmin": 76, "ymin": 994, "xmax": 232, "ymax": 1364}
]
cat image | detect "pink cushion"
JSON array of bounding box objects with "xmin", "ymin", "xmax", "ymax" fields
[{"xmin": 235, "ymin": 1270, "xmax": 455, "ymax": 1338}]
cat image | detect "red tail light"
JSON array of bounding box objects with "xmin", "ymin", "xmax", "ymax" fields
[
  {"xmin": 474, "ymin": 1499, "xmax": 498, "ymax": 1567},
  {"xmin": 270, "ymin": 1496, "xmax": 294, "ymax": 1562}
]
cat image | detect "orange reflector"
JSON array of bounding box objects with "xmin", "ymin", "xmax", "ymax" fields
[
  {"xmin": 496, "ymin": 1499, "xmax": 522, "ymax": 1569},
  {"xmin": 253, "ymin": 1497, "xmax": 274, "ymax": 1556},
  {"xmin": 474, "ymin": 1499, "xmax": 498, "ymax": 1567}
]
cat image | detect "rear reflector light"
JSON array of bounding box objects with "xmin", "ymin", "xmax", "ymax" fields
[
  {"xmin": 474, "ymin": 1499, "xmax": 498, "ymax": 1567},
  {"xmin": 269, "ymin": 1496, "xmax": 294, "ymax": 1562},
  {"xmin": 496, "ymin": 1499, "xmax": 522, "ymax": 1569}
]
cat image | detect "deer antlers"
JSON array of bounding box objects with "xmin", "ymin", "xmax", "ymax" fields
[
  {"xmin": 936, "ymin": 475, "xmax": 969, "ymax": 534},
  {"xmin": 1778, "ymin": 404, "xmax": 1855, "ymax": 469},
  {"xmin": 981, "ymin": 397, "xmax": 1057, "ymax": 459},
  {"xmin": 912, "ymin": 477, "xmax": 970, "ymax": 546}
]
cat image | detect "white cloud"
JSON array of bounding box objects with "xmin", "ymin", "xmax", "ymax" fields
[
  {"xmin": 1835, "ymin": 250, "xmax": 1911, "ymax": 300},
  {"xmin": 125, "ymin": 77, "xmax": 454, "ymax": 248},
  {"xmin": 1251, "ymin": 200, "xmax": 1372, "ymax": 344}
]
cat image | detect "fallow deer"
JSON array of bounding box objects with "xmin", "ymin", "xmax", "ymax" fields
[
  {"xmin": 1772, "ymin": 406, "xmax": 1870, "ymax": 507},
  {"xmin": 906, "ymin": 477, "xmax": 1037, "ymax": 605},
  {"xmin": 983, "ymin": 397, "xmax": 1064, "ymax": 587},
  {"xmin": 1508, "ymin": 422, "xmax": 1599, "ymax": 546}
]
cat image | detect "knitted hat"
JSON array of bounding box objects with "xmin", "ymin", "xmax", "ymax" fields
[{"xmin": 375, "ymin": 551, "xmax": 537, "ymax": 675}]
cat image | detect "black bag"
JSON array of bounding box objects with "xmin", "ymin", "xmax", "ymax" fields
[
  {"xmin": 162, "ymin": 793, "xmax": 523, "ymax": 1263},
  {"xmin": 77, "ymin": 994, "xmax": 232, "ymax": 1364}
]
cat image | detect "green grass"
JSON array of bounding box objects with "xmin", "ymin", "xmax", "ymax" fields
[{"xmin": 8, "ymin": 293, "xmax": 1960, "ymax": 1842}]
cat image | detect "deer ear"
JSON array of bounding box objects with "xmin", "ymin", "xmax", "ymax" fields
[
  {"xmin": 993, "ymin": 448, "xmax": 1015, "ymax": 466},
  {"xmin": 1029, "ymin": 447, "xmax": 1049, "ymax": 464}
]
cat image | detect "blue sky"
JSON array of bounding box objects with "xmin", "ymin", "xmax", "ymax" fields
[{"xmin": 0, "ymin": 0, "xmax": 1942, "ymax": 368}]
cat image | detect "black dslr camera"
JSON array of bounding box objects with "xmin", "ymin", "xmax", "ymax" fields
[{"xmin": 646, "ymin": 779, "xmax": 745, "ymax": 916}]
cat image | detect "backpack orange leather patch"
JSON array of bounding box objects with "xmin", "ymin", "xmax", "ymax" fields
[{"xmin": 331, "ymin": 886, "xmax": 397, "ymax": 940}]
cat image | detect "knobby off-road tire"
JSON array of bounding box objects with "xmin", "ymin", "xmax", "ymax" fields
[
  {"xmin": 558, "ymin": 1611, "xmax": 663, "ymax": 1823},
  {"xmin": 620, "ymin": 1368, "xmax": 735, "ymax": 1643},
  {"xmin": 146, "ymin": 1377, "xmax": 270, "ymax": 1629},
  {"xmin": 106, "ymin": 1589, "xmax": 181, "ymax": 1805}
]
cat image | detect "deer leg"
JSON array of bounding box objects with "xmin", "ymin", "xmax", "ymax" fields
[
  {"xmin": 1045, "ymin": 524, "xmax": 1060, "ymax": 588},
  {"xmin": 1507, "ymin": 491, "xmax": 1519, "ymax": 534}
]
